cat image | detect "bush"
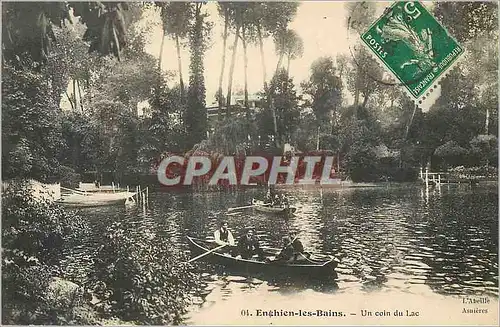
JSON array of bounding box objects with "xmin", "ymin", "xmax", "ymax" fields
[
  {"xmin": 469, "ymin": 134, "xmax": 498, "ymax": 166},
  {"xmin": 1, "ymin": 65, "xmax": 63, "ymax": 182},
  {"xmin": 2, "ymin": 180, "xmax": 96, "ymax": 324},
  {"xmin": 345, "ymin": 143, "xmax": 380, "ymax": 182},
  {"xmin": 58, "ymin": 165, "xmax": 81, "ymax": 189},
  {"xmin": 433, "ymin": 140, "xmax": 468, "ymax": 169},
  {"xmin": 87, "ymin": 221, "xmax": 200, "ymax": 325}
]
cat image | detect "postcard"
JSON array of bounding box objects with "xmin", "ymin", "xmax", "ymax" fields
[{"xmin": 2, "ymin": 1, "xmax": 498, "ymax": 326}]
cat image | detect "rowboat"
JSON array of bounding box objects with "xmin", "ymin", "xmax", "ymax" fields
[
  {"xmin": 187, "ymin": 236, "xmax": 338, "ymax": 280},
  {"xmin": 252, "ymin": 199, "xmax": 297, "ymax": 215},
  {"xmin": 56, "ymin": 191, "xmax": 136, "ymax": 207}
]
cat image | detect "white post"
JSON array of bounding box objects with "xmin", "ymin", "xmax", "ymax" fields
[
  {"xmin": 316, "ymin": 126, "xmax": 320, "ymax": 151},
  {"xmin": 420, "ymin": 167, "xmax": 423, "ymax": 181},
  {"xmin": 438, "ymin": 174, "xmax": 441, "ymax": 185},
  {"xmin": 146, "ymin": 187, "xmax": 149, "ymax": 203},
  {"xmin": 425, "ymin": 167, "xmax": 429, "ymax": 189},
  {"xmin": 127, "ymin": 185, "xmax": 129, "ymax": 192},
  {"xmin": 112, "ymin": 182, "xmax": 115, "ymax": 193}
]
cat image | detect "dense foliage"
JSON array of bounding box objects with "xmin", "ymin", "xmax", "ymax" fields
[
  {"xmin": 1, "ymin": 1, "xmax": 498, "ymax": 325},
  {"xmin": 2, "ymin": 66, "xmax": 63, "ymax": 182},
  {"xmin": 87, "ymin": 221, "xmax": 200, "ymax": 325},
  {"xmin": 2, "ymin": 2, "xmax": 130, "ymax": 67},
  {"xmin": 2, "ymin": 2, "xmax": 497, "ymax": 183},
  {"xmin": 2, "ymin": 181, "xmax": 96, "ymax": 324}
]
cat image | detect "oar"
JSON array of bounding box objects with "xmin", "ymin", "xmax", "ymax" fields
[
  {"xmin": 186, "ymin": 244, "xmax": 227, "ymax": 263},
  {"xmin": 227, "ymin": 203, "xmax": 271, "ymax": 212}
]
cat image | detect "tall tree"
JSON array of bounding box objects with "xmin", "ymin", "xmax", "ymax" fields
[
  {"xmin": 239, "ymin": 4, "xmax": 261, "ymax": 116},
  {"xmin": 253, "ymin": 3, "xmax": 269, "ymax": 88},
  {"xmin": 282, "ymin": 29, "xmax": 303, "ymax": 76},
  {"xmin": 434, "ymin": 2, "xmax": 498, "ymax": 135},
  {"xmin": 345, "ymin": 47, "xmax": 384, "ymax": 109},
  {"xmin": 216, "ymin": 3, "xmax": 230, "ymax": 120},
  {"xmin": 344, "ymin": 1, "xmax": 377, "ymax": 107},
  {"xmin": 263, "ymin": 3, "xmax": 299, "ymax": 146},
  {"xmin": 225, "ymin": 4, "xmax": 244, "ymax": 117},
  {"xmin": 264, "ymin": 3, "xmax": 299, "ymax": 76},
  {"xmin": 301, "ymin": 57, "xmax": 343, "ymax": 125},
  {"xmin": 185, "ymin": 3, "xmax": 211, "ymax": 148},
  {"xmin": 434, "ymin": 2, "xmax": 498, "ymax": 43},
  {"xmin": 263, "ymin": 68, "xmax": 301, "ymax": 148},
  {"xmin": 158, "ymin": 2, "xmax": 194, "ymax": 97}
]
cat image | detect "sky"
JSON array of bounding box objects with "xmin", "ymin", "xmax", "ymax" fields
[
  {"xmin": 62, "ymin": 1, "xmax": 400, "ymax": 111},
  {"xmin": 143, "ymin": 1, "xmax": 355, "ymax": 106}
]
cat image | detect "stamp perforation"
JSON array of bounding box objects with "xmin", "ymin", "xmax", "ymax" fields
[{"xmin": 358, "ymin": 0, "xmax": 467, "ymax": 111}]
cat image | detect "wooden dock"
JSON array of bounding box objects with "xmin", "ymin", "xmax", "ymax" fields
[{"xmin": 419, "ymin": 168, "xmax": 481, "ymax": 187}]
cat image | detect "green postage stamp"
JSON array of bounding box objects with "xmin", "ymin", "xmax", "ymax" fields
[{"xmin": 361, "ymin": 1, "xmax": 464, "ymax": 107}]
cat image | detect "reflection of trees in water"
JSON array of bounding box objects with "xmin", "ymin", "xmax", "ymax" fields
[
  {"xmin": 73, "ymin": 185, "xmax": 497, "ymax": 297},
  {"xmin": 319, "ymin": 188, "xmax": 431, "ymax": 290},
  {"xmin": 287, "ymin": 190, "xmax": 325, "ymax": 253},
  {"xmin": 417, "ymin": 188, "xmax": 498, "ymax": 296}
]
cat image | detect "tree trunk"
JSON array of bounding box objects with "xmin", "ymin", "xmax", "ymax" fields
[
  {"xmin": 362, "ymin": 93, "xmax": 369, "ymax": 108},
  {"xmin": 286, "ymin": 54, "xmax": 291, "ymax": 77},
  {"xmin": 72, "ymin": 79, "xmax": 78, "ymax": 111},
  {"xmin": 268, "ymin": 81, "xmax": 279, "ymax": 149},
  {"xmin": 275, "ymin": 53, "xmax": 283, "ymax": 77},
  {"xmin": 218, "ymin": 9, "xmax": 229, "ymax": 121},
  {"xmin": 267, "ymin": 32, "xmax": 287, "ymax": 149},
  {"xmin": 316, "ymin": 126, "xmax": 320, "ymax": 150},
  {"xmin": 66, "ymin": 90, "xmax": 75, "ymax": 110},
  {"xmin": 242, "ymin": 27, "xmax": 249, "ymax": 119},
  {"xmin": 337, "ymin": 150, "xmax": 340, "ymax": 173},
  {"xmin": 158, "ymin": 29, "xmax": 165, "ymax": 71},
  {"xmin": 175, "ymin": 34, "xmax": 184, "ymax": 98},
  {"xmin": 353, "ymin": 62, "xmax": 364, "ymax": 107},
  {"xmin": 354, "ymin": 71, "xmax": 361, "ymax": 107},
  {"xmin": 485, "ymin": 107, "xmax": 490, "ymax": 134},
  {"xmin": 269, "ymin": 56, "xmax": 283, "ymax": 149},
  {"xmin": 257, "ymin": 24, "xmax": 267, "ymax": 88},
  {"xmin": 226, "ymin": 23, "xmax": 241, "ymax": 117},
  {"xmin": 405, "ymin": 102, "xmax": 418, "ymax": 140},
  {"xmin": 77, "ymin": 79, "xmax": 84, "ymax": 112}
]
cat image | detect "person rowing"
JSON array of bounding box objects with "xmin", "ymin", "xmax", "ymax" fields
[
  {"xmin": 214, "ymin": 221, "xmax": 235, "ymax": 246},
  {"xmin": 213, "ymin": 221, "xmax": 236, "ymax": 256}
]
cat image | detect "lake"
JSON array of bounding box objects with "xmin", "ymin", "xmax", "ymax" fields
[{"xmin": 62, "ymin": 183, "xmax": 499, "ymax": 325}]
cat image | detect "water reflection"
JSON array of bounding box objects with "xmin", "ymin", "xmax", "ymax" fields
[{"xmin": 62, "ymin": 183, "xmax": 498, "ymax": 319}]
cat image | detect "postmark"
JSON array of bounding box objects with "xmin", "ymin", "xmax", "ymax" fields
[{"xmin": 361, "ymin": 1, "xmax": 464, "ymax": 107}]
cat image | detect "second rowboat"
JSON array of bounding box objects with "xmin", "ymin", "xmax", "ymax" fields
[{"xmin": 252, "ymin": 199, "xmax": 297, "ymax": 215}]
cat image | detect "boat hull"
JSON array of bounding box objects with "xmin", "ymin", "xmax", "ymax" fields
[
  {"xmin": 187, "ymin": 236, "xmax": 337, "ymax": 280},
  {"xmin": 56, "ymin": 192, "xmax": 136, "ymax": 207},
  {"xmin": 252, "ymin": 199, "xmax": 297, "ymax": 215}
]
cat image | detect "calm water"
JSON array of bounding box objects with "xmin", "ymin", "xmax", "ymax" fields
[{"xmin": 62, "ymin": 183, "xmax": 498, "ymax": 323}]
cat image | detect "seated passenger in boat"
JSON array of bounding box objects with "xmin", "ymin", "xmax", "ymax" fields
[
  {"xmin": 275, "ymin": 236, "xmax": 294, "ymax": 262},
  {"xmin": 281, "ymin": 194, "xmax": 290, "ymax": 208},
  {"xmin": 265, "ymin": 188, "xmax": 272, "ymax": 203},
  {"xmin": 275, "ymin": 233, "xmax": 306, "ymax": 262},
  {"xmin": 289, "ymin": 232, "xmax": 306, "ymax": 260},
  {"xmin": 237, "ymin": 228, "xmax": 265, "ymax": 260},
  {"xmin": 273, "ymin": 194, "xmax": 281, "ymax": 206}
]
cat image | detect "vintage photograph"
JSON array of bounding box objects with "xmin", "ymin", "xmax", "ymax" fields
[{"xmin": 1, "ymin": 1, "xmax": 498, "ymax": 325}]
